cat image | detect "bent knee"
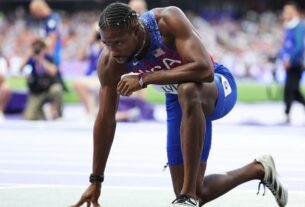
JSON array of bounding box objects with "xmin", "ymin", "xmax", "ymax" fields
[
  {"xmin": 49, "ymin": 84, "xmax": 63, "ymax": 94},
  {"xmin": 178, "ymin": 83, "xmax": 201, "ymax": 103}
]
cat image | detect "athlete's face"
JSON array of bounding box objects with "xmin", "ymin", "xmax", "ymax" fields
[{"xmin": 100, "ymin": 26, "xmax": 140, "ymax": 64}]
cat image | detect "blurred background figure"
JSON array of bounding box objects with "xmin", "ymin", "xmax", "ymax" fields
[
  {"xmin": 280, "ymin": 1, "xmax": 305, "ymax": 123},
  {"xmin": 129, "ymin": 0, "xmax": 147, "ymax": 15},
  {"xmin": 73, "ymin": 23, "xmax": 104, "ymax": 120},
  {"xmin": 0, "ymin": 0, "xmax": 304, "ymax": 124},
  {"xmin": 29, "ymin": 0, "xmax": 68, "ymax": 91},
  {"xmin": 0, "ymin": 52, "xmax": 11, "ymax": 121},
  {"xmin": 20, "ymin": 39, "xmax": 63, "ymax": 120}
]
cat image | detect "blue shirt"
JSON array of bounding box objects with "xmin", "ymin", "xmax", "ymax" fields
[
  {"xmin": 124, "ymin": 10, "xmax": 217, "ymax": 73},
  {"xmin": 42, "ymin": 12, "xmax": 62, "ymax": 65},
  {"xmin": 280, "ymin": 21, "xmax": 305, "ymax": 67}
]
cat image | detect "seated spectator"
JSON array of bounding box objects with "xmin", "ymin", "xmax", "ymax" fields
[
  {"xmin": 0, "ymin": 54, "xmax": 11, "ymax": 121},
  {"xmin": 21, "ymin": 39, "xmax": 63, "ymax": 120},
  {"xmin": 74, "ymin": 23, "xmax": 104, "ymax": 120}
]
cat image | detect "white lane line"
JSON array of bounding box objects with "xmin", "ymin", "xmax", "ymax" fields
[
  {"xmin": 0, "ymin": 170, "xmax": 305, "ymax": 182},
  {"xmin": 0, "ymin": 160, "xmax": 164, "ymax": 168},
  {"xmin": 0, "ymin": 184, "xmax": 172, "ymax": 190},
  {"xmin": 0, "ymin": 184, "xmax": 304, "ymax": 195},
  {"xmin": 0, "ymin": 170, "xmax": 170, "ymax": 178}
]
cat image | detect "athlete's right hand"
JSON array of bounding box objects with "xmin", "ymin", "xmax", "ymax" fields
[{"xmin": 70, "ymin": 183, "xmax": 101, "ymax": 207}]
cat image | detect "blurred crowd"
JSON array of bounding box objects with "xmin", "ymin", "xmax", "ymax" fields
[
  {"xmin": 0, "ymin": 0, "xmax": 154, "ymax": 121},
  {"xmin": 0, "ymin": 0, "xmax": 304, "ymax": 122},
  {"xmin": 0, "ymin": 10, "xmax": 99, "ymax": 75},
  {"xmin": 1, "ymin": 8, "xmax": 301, "ymax": 81}
]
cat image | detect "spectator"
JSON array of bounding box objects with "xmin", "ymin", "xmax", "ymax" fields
[
  {"xmin": 129, "ymin": 0, "xmax": 147, "ymax": 15},
  {"xmin": 279, "ymin": 1, "xmax": 305, "ymax": 123},
  {"xmin": 29, "ymin": 0, "xmax": 68, "ymax": 91},
  {"xmin": 21, "ymin": 39, "xmax": 63, "ymax": 120},
  {"xmin": 74, "ymin": 23, "xmax": 104, "ymax": 119},
  {"xmin": 0, "ymin": 53, "xmax": 11, "ymax": 121}
]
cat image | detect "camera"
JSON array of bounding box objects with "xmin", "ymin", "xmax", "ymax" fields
[
  {"xmin": 31, "ymin": 39, "xmax": 46, "ymax": 55},
  {"xmin": 95, "ymin": 32, "xmax": 101, "ymax": 41},
  {"xmin": 33, "ymin": 44, "xmax": 42, "ymax": 55}
]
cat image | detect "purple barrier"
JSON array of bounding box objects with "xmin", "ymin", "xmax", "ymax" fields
[
  {"xmin": 118, "ymin": 97, "xmax": 155, "ymax": 120},
  {"xmin": 5, "ymin": 91, "xmax": 28, "ymax": 113}
]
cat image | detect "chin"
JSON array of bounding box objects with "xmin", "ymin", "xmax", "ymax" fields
[
  {"xmin": 113, "ymin": 58, "xmax": 127, "ymax": 64},
  {"xmin": 115, "ymin": 55, "xmax": 134, "ymax": 64}
]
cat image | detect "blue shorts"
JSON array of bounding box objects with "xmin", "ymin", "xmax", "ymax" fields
[{"xmin": 166, "ymin": 63, "xmax": 237, "ymax": 166}]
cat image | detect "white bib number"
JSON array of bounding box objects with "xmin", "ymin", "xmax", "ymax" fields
[{"xmin": 152, "ymin": 84, "xmax": 179, "ymax": 94}]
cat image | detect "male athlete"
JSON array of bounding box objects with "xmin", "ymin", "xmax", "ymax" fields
[{"xmin": 71, "ymin": 3, "xmax": 288, "ymax": 207}]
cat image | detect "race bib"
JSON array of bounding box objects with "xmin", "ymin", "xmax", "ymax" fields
[
  {"xmin": 220, "ymin": 75, "xmax": 232, "ymax": 97},
  {"xmin": 152, "ymin": 84, "xmax": 179, "ymax": 94}
]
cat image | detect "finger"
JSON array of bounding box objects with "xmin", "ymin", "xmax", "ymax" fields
[
  {"xmin": 117, "ymin": 81, "xmax": 125, "ymax": 94},
  {"xmin": 117, "ymin": 80, "xmax": 123, "ymax": 90},
  {"xmin": 121, "ymin": 84, "xmax": 130, "ymax": 96},
  {"xmin": 118, "ymin": 84, "xmax": 128, "ymax": 95}
]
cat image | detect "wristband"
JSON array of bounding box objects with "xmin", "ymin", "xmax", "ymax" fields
[
  {"xmin": 89, "ymin": 174, "xmax": 104, "ymax": 183},
  {"xmin": 137, "ymin": 73, "xmax": 147, "ymax": 88}
]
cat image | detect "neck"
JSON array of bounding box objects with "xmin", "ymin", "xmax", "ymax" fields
[{"xmin": 285, "ymin": 16, "xmax": 300, "ymax": 29}]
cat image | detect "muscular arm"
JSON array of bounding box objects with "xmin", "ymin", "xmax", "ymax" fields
[
  {"xmin": 92, "ymin": 49, "xmax": 127, "ymax": 176},
  {"xmin": 142, "ymin": 7, "xmax": 214, "ymax": 85}
]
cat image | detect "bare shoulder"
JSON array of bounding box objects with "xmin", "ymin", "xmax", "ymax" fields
[
  {"xmin": 153, "ymin": 6, "xmax": 184, "ymax": 20},
  {"xmin": 97, "ymin": 48, "xmax": 128, "ymax": 87},
  {"xmin": 153, "ymin": 6, "xmax": 191, "ymax": 36}
]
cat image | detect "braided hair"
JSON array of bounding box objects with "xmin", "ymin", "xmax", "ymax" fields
[{"xmin": 99, "ymin": 2, "xmax": 138, "ymax": 31}]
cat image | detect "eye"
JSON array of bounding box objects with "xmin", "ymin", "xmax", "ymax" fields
[
  {"xmin": 102, "ymin": 41, "xmax": 110, "ymax": 47},
  {"xmin": 115, "ymin": 41, "xmax": 122, "ymax": 46}
]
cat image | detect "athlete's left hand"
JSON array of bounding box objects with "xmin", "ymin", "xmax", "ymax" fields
[{"xmin": 117, "ymin": 74, "xmax": 142, "ymax": 96}]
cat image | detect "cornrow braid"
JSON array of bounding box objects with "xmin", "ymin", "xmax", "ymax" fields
[{"xmin": 99, "ymin": 2, "xmax": 138, "ymax": 31}]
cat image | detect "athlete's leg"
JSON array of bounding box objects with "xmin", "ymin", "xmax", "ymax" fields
[
  {"xmin": 177, "ymin": 82, "xmax": 218, "ymax": 197},
  {"xmin": 169, "ymin": 120, "xmax": 212, "ymax": 197},
  {"xmin": 197, "ymin": 161, "xmax": 264, "ymax": 206}
]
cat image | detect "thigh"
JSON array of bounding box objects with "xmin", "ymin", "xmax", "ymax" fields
[
  {"xmin": 48, "ymin": 84, "xmax": 63, "ymax": 96},
  {"xmin": 177, "ymin": 81, "xmax": 218, "ymax": 116},
  {"xmin": 199, "ymin": 82, "xmax": 219, "ymax": 116},
  {"xmin": 24, "ymin": 94, "xmax": 46, "ymax": 120},
  {"xmin": 285, "ymin": 72, "xmax": 299, "ymax": 90}
]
